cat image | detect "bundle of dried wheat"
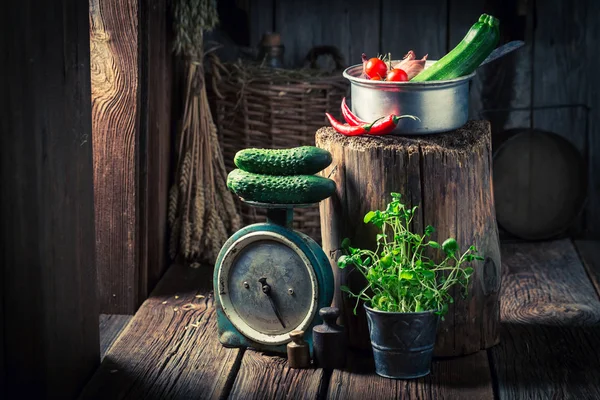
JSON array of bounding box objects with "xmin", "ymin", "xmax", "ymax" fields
[{"xmin": 170, "ymin": 0, "xmax": 241, "ymax": 267}]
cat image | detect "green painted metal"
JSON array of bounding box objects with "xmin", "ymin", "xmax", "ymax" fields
[{"xmin": 213, "ymin": 204, "xmax": 334, "ymax": 356}]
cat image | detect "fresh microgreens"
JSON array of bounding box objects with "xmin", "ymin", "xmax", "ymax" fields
[{"xmin": 337, "ymin": 193, "xmax": 483, "ymax": 318}]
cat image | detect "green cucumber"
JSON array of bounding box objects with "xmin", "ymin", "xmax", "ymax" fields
[
  {"xmin": 227, "ymin": 169, "xmax": 335, "ymax": 204},
  {"xmin": 411, "ymin": 14, "xmax": 500, "ymax": 82},
  {"xmin": 234, "ymin": 146, "xmax": 332, "ymax": 175}
]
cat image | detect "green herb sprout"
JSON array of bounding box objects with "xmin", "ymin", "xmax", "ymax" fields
[{"xmin": 337, "ymin": 193, "xmax": 483, "ymax": 317}]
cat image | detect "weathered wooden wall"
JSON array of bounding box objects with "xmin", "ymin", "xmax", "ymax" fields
[
  {"xmin": 0, "ymin": 1, "xmax": 99, "ymax": 397},
  {"xmin": 231, "ymin": 0, "xmax": 598, "ymax": 238},
  {"xmin": 90, "ymin": 0, "xmax": 173, "ymax": 314}
]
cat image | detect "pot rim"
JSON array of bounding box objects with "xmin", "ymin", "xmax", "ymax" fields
[
  {"xmin": 364, "ymin": 303, "xmax": 439, "ymax": 316},
  {"xmin": 343, "ymin": 61, "xmax": 476, "ymax": 88}
]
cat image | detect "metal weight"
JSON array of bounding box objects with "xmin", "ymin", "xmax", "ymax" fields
[
  {"xmin": 287, "ymin": 330, "xmax": 311, "ymax": 369},
  {"xmin": 312, "ymin": 307, "xmax": 346, "ymax": 369}
]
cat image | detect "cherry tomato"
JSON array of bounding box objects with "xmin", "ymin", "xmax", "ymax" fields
[
  {"xmin": 370, "ymin": 75, "xmax": 382, "ymax": 81},
  {"xmin": 386, "ymin": 68, "xmax": 408, "ymax": 82},
  {"xmin": 364, "ymin": 57, "xmax": 388, "ymax": 80}
]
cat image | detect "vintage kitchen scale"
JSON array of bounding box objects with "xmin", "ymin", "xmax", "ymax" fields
[{"xmin": 214, "ymin": 199, "xmax": 334, "ymax": 355}]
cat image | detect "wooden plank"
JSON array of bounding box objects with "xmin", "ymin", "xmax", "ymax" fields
[
  {"xmin": 574, "ymin": 240, "xmax": 600, "ymax": 298},
  {"xmin": 91, "ymin": 0, "xmax": 172, "ymax": 311},
  {"xmin": 316, "ymin": 0, "xmax": 381, "ymax": 68},
  {"xmin": 275, "ymin": 0, "xmax": 322, "ymax": 67},
  {"xmin": 586, "ymin": 0, "xmax": 600, "ymax": 239},
  {"xmin": 0, "ymin": 0, "xmax": 99, "ymax": 397},
  {"xmin": 99, "ymin": 315, "xmax": 133, "ymax": 360},
  {"xmin": 141, "ymin": 0, "xmax": 173, "ymax": 295},
  {"xmin": 328, "ymin": 350, "xmax": 494, "ymax": 399},
  {"xmin": 501, "ymin": 0, "xmax": 533, "ymax": 132},
  {"xmin": 248, "ymin": 0, "xmax": 274, "ymax": 49},
  {"xmin": 79, "ymin": 265, "xmax": 243, "ymax": 400},
  {"xmin": 449, "ymin": 0, "xmax": 533, "ymax": 130},
  {"xmin": 381, "ymin": 0, "xmax": 447, "ymax": 62},
  {"xmin": 90, "ymin": 0, "xmax": 141, "ymax": 314},
  {"xmin": 274, "ymin": 0, "xmax": 380, "ymax": 69},
  {"xmin": 534, "ymin": 106, "xmax": 588, "ymax": 238},
  {"xmin": 230, "ymin": 350, "xmax": 324, "ymax": 399},
  {"xmin": 498, "ymin": 239, "xmax": 600, "ymax": 324},
  {"xmin": 448, "ymin": 0, "xmax": 486, "ymax": 120},
  {"xmin": 532, "ymin": 0, "xmax": 590, "ymax": 236},
  {"xmin": 491, "ymin": 240, "xmax": 600, "ymax": 399}
]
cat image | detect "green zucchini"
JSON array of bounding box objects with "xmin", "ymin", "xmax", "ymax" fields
[
  {"xmin": 411, "ymin": 14, "xmax": 500, "ymax": 82},
  {"xmin": 234, "ymin": 146, "xmax": 332, "ymax": 175},
  {"xmin": 227, "ymin": 169, "xmax": 335, "ymax": 204}
]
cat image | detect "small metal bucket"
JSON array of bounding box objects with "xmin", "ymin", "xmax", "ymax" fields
[
  {"xmin": 343, "ymin": 61, "xmax": 476, "ymax": 135},
  {"xmin": 364, "ymin": 305, "xmax": 439, "ymax": 379}
]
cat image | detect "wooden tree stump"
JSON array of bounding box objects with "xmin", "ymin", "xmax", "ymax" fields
[{"xmin": 316, "ymin": 120, "xmax": 501, "ymax": 357}]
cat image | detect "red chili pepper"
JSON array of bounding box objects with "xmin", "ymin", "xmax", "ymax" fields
[
  {"xmin": 367, "ymin": 115, "xmax": 402, "ymax": 135},
  {"xmin": 327, "ymin": 112, "xmax": 417, "ymax": 137},
  {"xmin": 341, "ymin": 97, "xmax": 368, "ymax": 126},
  {"xmin": 325, "ymin": 113, "xmax": 370, "ymax": 136},
  {"xmin": 368, "ymin": 115, "xmax": 420, "ymax": 135}
]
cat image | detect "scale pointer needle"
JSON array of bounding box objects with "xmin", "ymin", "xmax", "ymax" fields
[{"xmin": 258, "ymin": 277, "xmax": 286, "ymax": 328}]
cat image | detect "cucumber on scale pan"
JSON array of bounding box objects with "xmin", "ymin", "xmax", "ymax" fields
[{"xmin": 227, "ymin": 169, "xmax": 336, "ymax": 205}]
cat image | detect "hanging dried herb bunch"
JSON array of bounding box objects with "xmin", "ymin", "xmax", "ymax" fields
[
  {"xmin": 173, "ymin": 0, "xmax": 218, "ymax": 59},
  {"xmin": 169, "ymin": 0, "xmax": 241, "ymax": 267}
]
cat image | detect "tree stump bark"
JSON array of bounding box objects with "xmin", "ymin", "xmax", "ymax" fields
[{"xmin": 316, "ymin": 120, "xmax": 501, "ymax": 357}]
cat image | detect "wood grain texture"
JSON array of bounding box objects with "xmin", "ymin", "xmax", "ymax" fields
[
  {"xmin": 341, "ymin": 0, "xmax": 381, "ymax": 66},
  {"xmin": 274, "ymin": 0, "xmax": 380, "ymax": 69},
  {"xmin": 574, "ymin": 240, "xmax": 600, "ymax": 298},
  {"xmin": 0, "ymin": 0, "xmax": 99, "ymax": 397},
  {"xmin": 230, "ymin": 350, "xmax": 324, "ymax": 399},
  {"xmin": 448, "ymin": 0, "xmax": 486, "ymax": 120},
  {"xmin": 491, "ymin": 240, "xmax": 600, "ymax": 399},
  {"xmin": 315, "ymin": 0, "xmax": 381, "ymax": 68},
  {"xmin": 91, "ymin": 0, "xmax": 172, "ymax": 312},
  {"xmin": 586, "ymin": 0, "xmax": 600, "ymax": 239},
  {"xmin": 328, "ymin": 350, "xmax": 493, "ymax": 400},
  {"xmin": 533, "ymin": 0, "xmax": 590, "ymax": 236},
  {"xmin": 99, "ymin": 315, "xmax": 133, "ymax": 360},
  {"xmin": 381, "ymin": 0, "xmax": 447, "ymax": 61},
  {"xmin": 449, "ymin": 0, "xmax": 533, "ymax": 131},
  {"xmin": 249, "ymin": 0, "xmax": 274, "ymax": 49},
  {"xmin": 316, "ymin": 121, "xmax": 502, "ymax": 356},
  {"xmin": 141, "ymin": 0, "xmax": 173, "ymax": 296},
  {"xmin": 90, "ymin": 0, "xmax": 140, "ymax": 314},
  {"xmin": 80, "ymin": 265, "xmax": 243, "ymax": 400},
  {"xmin": 501, "ymin": 0, "xmax": 533, "ymax": 132},
  {"xmin": 275, "ymin": 0, "xmax": 322, "ymax": 67},
  {"xmin": 481, "ymin": 0, "xmax": 531, "ymax": 132}
]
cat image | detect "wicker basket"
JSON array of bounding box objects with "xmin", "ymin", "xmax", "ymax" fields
[{"xmin": 208, "ymin": 47, "xmax": 348, "ymax": 242}]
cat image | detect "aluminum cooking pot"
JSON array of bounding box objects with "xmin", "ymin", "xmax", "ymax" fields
[{"xmin": 343, "ymin": 61, "xmax": 476, "ymax": 135}]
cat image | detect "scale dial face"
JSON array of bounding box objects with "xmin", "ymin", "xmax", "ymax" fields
[{"xmin": 217, "ymin": 231, "xmax": 318, "ymax": 345}]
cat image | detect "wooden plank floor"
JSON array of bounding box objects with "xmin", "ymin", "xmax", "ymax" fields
[
  {"xmin": 81, "ymin": 240, "xmax": 600, "ymax": 399},
  {"xmin": 491, "ymin": 240, "xmax": 600, "ymax": 400},
  {"xmin": 99, "ymin": 314, "xmax": 133, "ymax": 360},
  {"xmin": 575, "ymin": 240, "xmax": 600, "ymax": 297}
]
